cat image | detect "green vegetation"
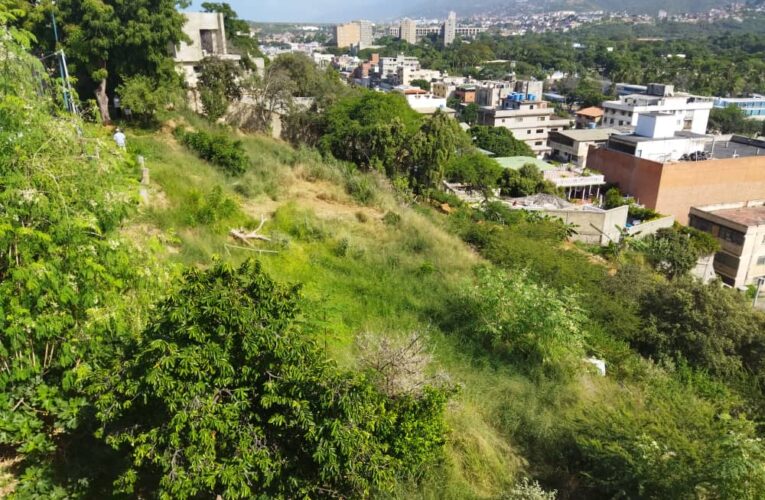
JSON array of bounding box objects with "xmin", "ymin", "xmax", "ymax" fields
[
  {"xmin": 197, "ymin": 56, "xmax": 244, "ymax": 122},
  {"xmin": 174, "ymin": 127, "xmax": 250, "ymax": 175},
  {"xmin": 499, "ymin": 164, "xmax": 557, "ymax": 197},
  {"xmin": 709, "ymin": 105, "xmax": 765, "ymax": 136},
  {"xmin": 469, "ymin": 125, "xmax": 534, "ymax": 156},
  {"xmin": 7, "ymin": 6, "xmax": 765, "ymax": 499}
]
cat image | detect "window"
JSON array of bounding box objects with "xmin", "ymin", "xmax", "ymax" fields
[
  {"xmin": 618, "ymin": 121, "xmax": 624, "ymax": 126},
  {"xmin": 715, "ymin": 251, "xmax": 740, "ymax": 269},
  {"xmin": 516, "ymin": 117, "xmax": 524, "ymax": 122},
  {"xmin": 527, "ymin": 130, "xmax": 532, "ymax": 134},
  {"xmin": 540, "ymin": 116, "xmax": 546, "ymax": 121},
  {"xmin": 758, "ymin": 256, "xmax": 765, "ymax": 266},
  {"xmin": 536, "ymin": 129, "xmax": 544, "ymax": 133},
  {"xmin": 719, "ymin": 226, "xmax": 745, "ymax": 246},
  {"xmin": 200, "ymin": 30, "xmax": 215, "ymax": 54},
  {"xmin": 689, "ymin": 215, "xmax": 713, "ymax": 233},
  {"xmin": 535, "ymin": 141, "xmax": 543, "ymax": 146}
]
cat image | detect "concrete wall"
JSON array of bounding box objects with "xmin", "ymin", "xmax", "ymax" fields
[
  {"xmin": 545, "ymin": 205, "xmax": 628, "ymax": 245},
  {"xmin": 588, "ymin": 147, "xmax": 765, "ymax": 224},
  {"xmin": 626, "ymin": 215, "xmax": 675, "ymax": 237}
]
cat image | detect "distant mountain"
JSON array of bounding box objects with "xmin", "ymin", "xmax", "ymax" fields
[{"xmin": 405, "ymin": 0, "xmax": 734, "ymax": 18}]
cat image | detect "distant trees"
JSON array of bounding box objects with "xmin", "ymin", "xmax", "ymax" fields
[
  {"xmin": 469, "ymin": 125, "xmax": 534, "ymax": 157},
  {"xmin": 642, "ymin": 227, "xmax": 719, "ymax": 280},
  {"xmin": 708, "ymin": 105, "xmax": 763, "ymax": 136},
  {"xmin": 461, "ymin": 102, "xmax": 479, "ymax": 125},
  {"xmin": 410, "ymin": 78, "xmax": 431, "ymax": 91}
]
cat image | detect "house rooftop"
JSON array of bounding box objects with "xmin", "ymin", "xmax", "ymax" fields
[
  {"xmin": 704, "ymin": 135, "xmax": 765, "ymax": 160},
  {"xmin": 576, "ymin": 106, "xmax": 604, "ymax": 118},
  {"xmin": 493, "ymin": 156, "xmax": 555, "ymax": 171},
  {"xmin": 554, "ymin": 128, "xmax": 619, "ymax": 142},
  {"xmin": 704, "ymin": 204, "xmax": 765, "ymax": 227}
]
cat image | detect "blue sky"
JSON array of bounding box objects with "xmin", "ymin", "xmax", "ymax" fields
[{"xmin": 185, "ymin": 0, "xmax": 417, "ymax": 23}]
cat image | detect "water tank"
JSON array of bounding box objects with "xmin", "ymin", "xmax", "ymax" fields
[
  {"xmin": 528, "ymin": 93, "xmax": 536, "ymax": 101},
  {"xmin": 587, "ymin": 122, "xmax": 597, "ymax": 129}
]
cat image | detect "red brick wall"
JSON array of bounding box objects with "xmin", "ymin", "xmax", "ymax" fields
[{"xmin": 588, "ymin": 146, "xmax": 765, "ymax": 224}]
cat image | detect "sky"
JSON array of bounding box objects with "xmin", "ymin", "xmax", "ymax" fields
[{"xmin": 185, "ymin": 0, "xmax": 420, "ymax": 23}]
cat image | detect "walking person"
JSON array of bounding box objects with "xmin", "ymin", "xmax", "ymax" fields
[{"xmin": 113, "ymin": 128, "xmax": 127, "ymax": 150}]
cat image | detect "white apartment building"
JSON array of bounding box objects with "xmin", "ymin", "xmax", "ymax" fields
[
  {"xmin": 380, "ymin": 54, "xmax": 420, "ymax": 80},
  {"xmin": 173, "ymin": 12, "xmax": 240, "ymax": 88},
  {"xmin": 477, "ymin": 96, "xmax": 571, "ymax": 158},
  {"xmin": 606, "ymin": 112, "xmax": 711, "ymax": 163},
  {"xmin": 602, "ymin": 83, "xmax": 714, "ymax": 134},
  {"xmin": 397, "ymin": 67, "xmax": 441, "ymax": 86},
  {"xmin": 359, "ymin": 20, "xmax": 374, "ymax": 48}
]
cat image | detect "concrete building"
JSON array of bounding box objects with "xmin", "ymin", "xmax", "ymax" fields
[
  {"xmin": 335, "ymin": 22, "xmax": 361, "ymax": 48},
  {"xmin": 602, "ymin": 83, "xmax": 714, "ymax": 134},
  {"xmin": 359, "ymin": 20, "xmax": 374, "ymax": 48},
  {"xmin": 476, "ymin": 81, "xmax": 514, "ymax": 108},
  {"xmin": 714, "ymin": 96, "xmax": 765, "ymax": 120},
  {"xmin": 476, "ymin": 94, "xmax": 571, "ymax": 158},
  {"xmin": 379, "ymin": 54, "xmax": 420, "ymax": 82},
  {"xmin": 432, "ymin": 81, "xmax": 457, "ymax": 99},
  {"xmin": 396, "ymin": 67, "xmax": 441, "ymax": 86},
  {"xmin": 394, "ymin": 86, "xmax": 454, "ymax": 116},
  {"xmin": 454, "ymin": 84, "xmax": 477, "ymax": 104},
  {"xmin": 588, "ymin": 132, "xmax": 765, "ymax": 224},
  {"xmin": 399, "ymin": 18, "xmax": 418, "ymax": 44},
  {"xmin": 689, "ymin": 201, "xmax": 765, "ymax": 287},
  {"xmin": 443, "ymin": 11, "xmax": 457, "ymax": 46},
  {"xmin": 173, "ymin": 12, "xmax": 240, "ymax": 88},
  {"xmin": 575, "ymin": 107, "xmax": 604, "ymax": 129},
  {"xmin": 548, "ymin": 128, "xmax": 618, "ymax": 167}
]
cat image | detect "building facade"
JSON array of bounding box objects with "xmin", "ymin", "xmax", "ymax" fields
[
  {"xmin": 173, "ymin": 12, "xmax": 240, "ymax": 88},
  {"xmin": 359, "ymin": 20, "xmax": 374, "ymax": 48},
  {"xmin": 399, "ymin": 18, "xmax": 418, "ymax": 44},
  {"xmin": 443, "ymin": 11, "xmax": 457, "ymax": 46},
  {"xmin": 689, "ymin": 202, "xmax": 765, "ymax": 287},
  {"xmin": 477, "ymin": 96, "xmax": 571, "ymax": 157},
  {"xmin": 714, "ymin": 96, "xmax": 765, "ymax": 120},
  {"xmin": 548, "ymin": 128, "xmax": 618, "ymax": 167},
  {"xmin": 335, "ymin": 22, "xmax": 361, "ymax": 48},
  {"xmin": 602, "ymin": 84, "xmax": 713, "ymax": 134},
  {"xmin": 588, "ymin": 135, "xmax": 765, "ymax": 224}
]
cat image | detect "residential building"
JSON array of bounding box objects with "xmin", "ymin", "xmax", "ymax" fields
[
  {"xmin": 476, "ymin": 81, "xmax": 514, "ymax": 107},
  {"xmin": 454, "ymin": 84, "xmax": 477, "ymax": 103},
  {"xmin": 432, "ymin": 81, "xmax": 457, "ymax": 99},
  {"xmin": 476, "ymin": 93, "xmax": 571, "ymax": 158},
  {"xmin": 575, "ymin": 107, "xmax": 604, "ymax": 128},
  {"xmin": 335, "ymin": 22, "xmax": 361, "ymax": 48},
  {"xmin": 173, "ymin": 12, "xmax": 240, "ymax": 88},
  {"xmin": 602, "ymin": 83, "xmax": 714, "ymax": 134},
  {"xmin": 359, "ymin": 20, "xmax": 374, "ymax": 48},
  {"xmin": 379, "ymin": 54, "xmax": 420, "ymax": 81},
  {"xmin": 396, "ymin": 67, "xmax": 441, "ymax": 86},
  {"xmin": 399, "ymin": 18, "xmax": 417, "ymax": 44},
  {"xmin": 443, "ymin": 11, "xmax": 457, "ymax": 46},
  {"xmin": 394, "ymin": 86, "xmax": 455, "ymax": 116},
  {"xmin": 689, "ymin": 201, "xmax": 765, "ymax": 287},
  {"xmin": 548, "ymin": 128, "xmax": 618, "ymax": 167},
  {"xmin": 588, "ymin": 128, "xmax": 765, "ymax": 224},
  {"xmin": 514, "ymin": 80, "xmax": 544, "ymax": 100},
  {"xmin": 714, "ymin": 96, "xmax": 765, "ymax": 120}
]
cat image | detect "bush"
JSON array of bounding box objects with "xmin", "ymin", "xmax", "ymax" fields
[
  {"xmin": 116, "ymin": 75, "xmax": 177, "ymax": 125},
  {"xmin": 174, "ymin": 127, "xmax": 249, "ymax": 175},
  {"xmin": 383, "ymin": 211, "xmax": 402, "ymax": 226}
]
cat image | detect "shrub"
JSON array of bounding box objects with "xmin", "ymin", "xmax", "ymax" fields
[
  {"xmin": 116, "ymin": 75, "xmax": 177, "ymax": 125},
  {"xmin": 383, "ymin": 211, "xmax": 402, "ymax": 226},
  {"xmin": 174, "ymin": 127, "xmax": 249, "ymax": 175}
]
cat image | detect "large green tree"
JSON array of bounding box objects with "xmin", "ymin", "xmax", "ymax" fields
[
  {"xmin": 25, "ymin": 0, "xmax": 189, "ymax": 123},
  {"xmin": 93, "ymin": 260, "xmax": 451, "ymax": 498},
  {"xmin": 469, "ymin": 125, "xmax": 534, "ymax": 157}
]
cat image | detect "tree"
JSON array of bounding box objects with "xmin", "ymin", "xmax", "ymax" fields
[
  {"xmin": 25, "ymin": 0, "xmax": 189, "ymax": 124},
  {"xmin": 643, "ymin": 227, "xmax": 718, "ymax": 280},
  {"xmin": 232, "ymin": 65, "xmax": 296, "ymax": 133},
  {"xmin": 116, "ymin": 75, "xmax": 177, "ymax": 125},
  {"xmin": 410, "ymin": 111, "xmax": 472, "ymax": 189},
  {"xmin": 93, "ymin": 260, "xmax": 452, "ymax": 498},
  {"xmin": 410, "ymin": 78, "xmax": 431, "ymax": 91},
  {"xmin": 197, "ymin": 56, "xmax": 243, "ymax": 121},
  {"xmin": 708, "ymin": 105, "xmax": 762, "ymax": 135},
  {"xmin": 469, "ymin": 125, "xmax": 534, "ymax": 157},
  {"xmin": 499, "ymin": 163, "xmax": 557, "ymax": 197},
  {"xmin": 444, "ymin": 151, "xmax": 503, "ymax": 196},
  {"xmin": 461, "ymin": 102, "xmax": 479, "ymax": 125}
]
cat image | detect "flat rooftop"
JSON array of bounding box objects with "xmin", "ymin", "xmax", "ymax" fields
[
  {"xmin": 494, "ymin": 156, "xmax": 554, "ymax": 171},
  {"xmin": 611, "ymin": 130, "xmax": 708, "ymax": 144},
  {"xmin": 708, "ymin": 205, "xmax": 765, "ymax": 227},
  {"xmin": 554, "ymin": 127, "xmax": 619, "ymax": 142},
  {"xmin": 704, "ymin": 136, "xmax": 765, "ymax": 160}
]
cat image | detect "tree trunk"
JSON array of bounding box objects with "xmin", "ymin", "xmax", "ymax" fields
[{"xmin": 95, "ymin": 78, "xmax": 111, "ymax": 125}]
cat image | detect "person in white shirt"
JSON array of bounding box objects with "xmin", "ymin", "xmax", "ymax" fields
[{"xmin": 113, "ymin": 128, "xmax": 126, "ymax": 149}]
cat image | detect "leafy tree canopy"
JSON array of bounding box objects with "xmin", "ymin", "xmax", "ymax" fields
[{"xmin": 469, "ymin": 125, "xmax": 534, "ymax": 157}]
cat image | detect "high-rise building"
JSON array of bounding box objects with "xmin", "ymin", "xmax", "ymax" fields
[
  {"xmin": 358, "ymin": 20, "xmax": 374, "ymax": 48},
  {"xmin": 335, "ymin": 22, "xmax": 361, "ymax": 48},
  {"xmin": 399, "ymin": 18, "xmax": 417, "ymax": 45},
  {"xmin": 443, "ymin": 11, "xmax": 456, "ymax": 46}
]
